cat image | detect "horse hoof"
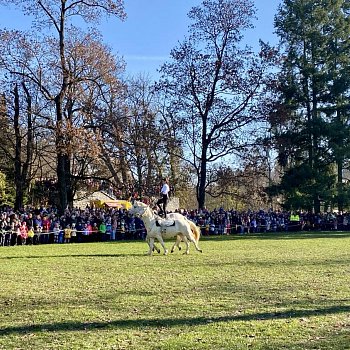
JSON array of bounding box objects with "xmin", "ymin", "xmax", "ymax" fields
[
  {"xmin": 164, "ymin": 250, "xmax": 169, "ymax": 255},
  {"xmin": 199, "ymin": 249, "xmax": 203, "ymax": 253},
  {"xmin": 171, "ymin": 250, "xmax": 174, "ymax": 253},
  {"xmin": 178, "ymin": 247, "xmax": 182, "ymax": 251}
]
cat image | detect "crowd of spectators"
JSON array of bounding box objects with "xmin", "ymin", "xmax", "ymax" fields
[
  {"xmin": 0, "ymin": 206, "xmax": 146, "ymax": 247},
  {"xmin": 0, "ymin": 204, "xmax": 348, "ymax": 247},
  {"xmin": 184, "ymin": 208, "xmax": 347, "ymax": 235}
]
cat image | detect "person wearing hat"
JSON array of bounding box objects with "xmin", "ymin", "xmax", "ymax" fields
[{"xmin": 157, "ymin": 178, "xmax": 170, "ymax": 218}]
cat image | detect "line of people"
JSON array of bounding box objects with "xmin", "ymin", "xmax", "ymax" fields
[
  {"xmin": 1, "ymin": 204, "xmax": 348, "ymax": 247},
  {"xmin": 0, "ymin": 207, "xmax": 147, "ymax": 247}
]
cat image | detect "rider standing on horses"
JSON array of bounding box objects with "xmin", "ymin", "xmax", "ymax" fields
[{"xmin": 157, "ymin": 178, "xmax": 170, "ymax": 217}]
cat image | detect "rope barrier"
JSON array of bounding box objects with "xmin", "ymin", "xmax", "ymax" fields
[
  {"xmin": 0, "ymin": 227, "xmax": 146, "ymax": 236},
  {"xmin": 0, "ymin": 220, "xmax": 335, "ymax": 238}
]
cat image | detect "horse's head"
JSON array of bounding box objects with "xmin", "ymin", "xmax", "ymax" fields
[{"xmin": 128, "ymin": 201, "xmax": 149, "ymax": 217}]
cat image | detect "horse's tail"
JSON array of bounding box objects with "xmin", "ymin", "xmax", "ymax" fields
[{"xmin": 187, "ymin": 219, "xmax": 201, "ymax": 243}]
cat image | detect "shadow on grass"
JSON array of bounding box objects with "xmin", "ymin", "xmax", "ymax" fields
[
  {"xmin": 198, "ymin": 258, "xmax": 350, "ymax": 269},
  {"xmin": 201, "ymin": 231, "xmax": 350, "ymax": 241},
  {"xmin": 1, "ymin": 305, "xmax": 349, "ymax": 336},
  {"xmin": 0, "ymin": 253, "xmax": 147, "ymax": 260}
]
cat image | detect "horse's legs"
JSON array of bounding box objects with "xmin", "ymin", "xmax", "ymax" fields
[
  {"xmin": 185, "ymin": 229, "xmax": 203, "ymax": 253},
  {"xmin": 182, "ymin": 236, "xmax": 190, "ymax": 254},
  {"xmin": 156, "ymin": 234, "xmax": 168, "ymax": 255},
  {"xmin": 153, "ymin": 244, "xmax": 161, "ymax": 254},
  {"xmin": 190, "ymin": 235, "xmax": 202, "ymax": 253},
  {"xmin": 146, "ymin": 235, "xmax": 160, "ymax": 254},
  {"xmin": 147, "ymin": 237, "xmax": 155, "ymax": 255},
  {"xmin": 175, "ymin": 232, "xmax": 190, "ymax": 254},
  {"xmin": 171, "ymin": 234, "xmax": 183, "ymax": 253}
]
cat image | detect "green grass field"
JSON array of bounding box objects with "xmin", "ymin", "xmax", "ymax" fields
[{"xmin": 0, "ymin": 232, "xmax": 349, "ymax": 350}]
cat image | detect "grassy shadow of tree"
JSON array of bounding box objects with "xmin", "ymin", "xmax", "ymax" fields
[{"xmin": 1, "ymin": 305, "xmax": 349, "ymax": 336}]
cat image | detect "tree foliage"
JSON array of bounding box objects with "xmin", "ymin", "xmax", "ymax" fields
[
  {"xmin": 271, "ymin": 0, "xmax": 350, "ymax": 212},
  {"xmin": 0, "ymin": 0, "xmax": 126, "ymax": 212}
]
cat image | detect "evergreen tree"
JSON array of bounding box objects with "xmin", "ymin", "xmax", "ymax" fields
[{"xmin": 272, "ymin": 0, "xmax": 350, "ymax": 212}]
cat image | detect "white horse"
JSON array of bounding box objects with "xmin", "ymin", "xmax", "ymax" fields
[
  {"xmin": 147, "ymin": 198, "xmax": 200, "ymax": 253},
  {"xmin": 166, "ymin": 212, "xmax": 201, "ymax": 252},
  {"xmin": 129, "ymin": 201, "xmax": 202, "ymax": 255},
  {"xmin": 151, "ymin": 212, "xmax": 201, "ymax": 254}
]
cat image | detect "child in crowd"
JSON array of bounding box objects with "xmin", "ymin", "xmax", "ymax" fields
[
  {"xmin": 64, "ymin": 224, "xmax": 72, "ymax": 243},
  {"xmin": 0, "ymin": 221, "xmax": 5, "ymax": 246},
  {"xmin": 71, "ymin": 223, "xmax": 77, "ymax": 243},
  {"xmin": 58, "ymin": 225, "xmax": 64, "ymax": 243},
  {"xmin": 27, "ymin": 226, "xmax": 35, "ymax": 245},
  {"xmin": 53, "ymin": 222, "xmax": 60, "ymax": 243},
  {"xmin": 19, "ymin": 221, "xmax": 28, "ymax": 245}
]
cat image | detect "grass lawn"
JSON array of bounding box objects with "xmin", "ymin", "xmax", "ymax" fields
[{"xmin": 0, "ymin": 232, "xmax": 349, "ymax": 350}]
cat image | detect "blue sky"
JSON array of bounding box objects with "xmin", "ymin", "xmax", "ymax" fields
[{"xmin": 0, "ymin": 0, "xmax": 281, "ymax": 79}]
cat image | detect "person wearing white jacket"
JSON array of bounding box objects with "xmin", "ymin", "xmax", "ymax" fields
[{"xmin": 156, "ymin": 178, "xmax": 170, "ymax": 217}]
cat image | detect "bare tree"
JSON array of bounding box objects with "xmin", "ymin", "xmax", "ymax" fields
[
  {"xmin": 0, "ymin": 79, "xmax": 43, "ymax": 210},
  {"xmin": 159, "ymin": 0, "xmax": 274, "ymax": 209},
  {"xmin": 0, "ymin": 0, "xmax": 126, "ymax": 212},
  {"xmin": 123, "ymin": 76, "xmax": 168, "ymax": 198}
]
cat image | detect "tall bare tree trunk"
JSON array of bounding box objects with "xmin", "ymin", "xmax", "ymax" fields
[
  {"xmin": 13, "ymin": 82, "xmax": 34, "ymax": 210},
  {"xmin": 13, "ymin": 84, "xmax": 23, "ymax": 210},
  {"xmin": 55, "ymin": 95, "xmax": 68, "ymax": 212}
]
